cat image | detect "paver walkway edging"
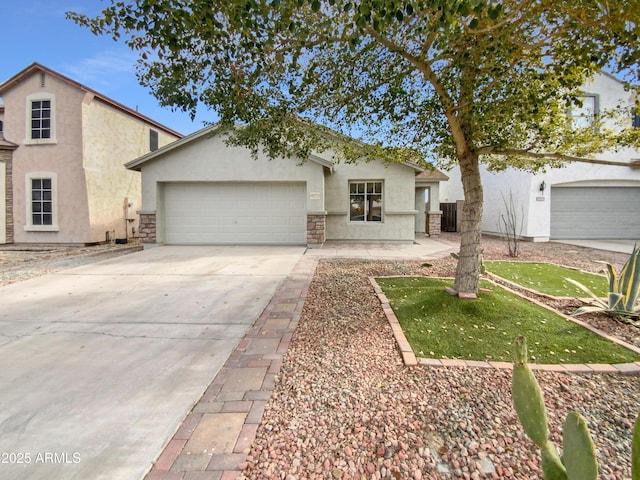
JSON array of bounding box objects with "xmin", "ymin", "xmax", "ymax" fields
[
  {"xmin": 144, "ymin": 256, "xmax": 319, "ymax": 480},
  {"xmin": 369, "ymin": 276, "xmax": 640, "ymax": 375}
]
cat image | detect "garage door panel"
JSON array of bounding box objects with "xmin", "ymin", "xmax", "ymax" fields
[
  {"xmin": 551, "ymin": 187, "xmax": 640, "ymax": 239},
  {"xmin": 164, "ymin": 183, "xmax": 307, "ymax": 245}
]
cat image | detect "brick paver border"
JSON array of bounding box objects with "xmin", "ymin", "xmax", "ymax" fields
[
  {"xmin": 144, "ymin": 256, "xmax": 319, "ymax": 480},
  {"xmin": 370, "ymin": 276, "xmax": 640, "ymax": 375}
]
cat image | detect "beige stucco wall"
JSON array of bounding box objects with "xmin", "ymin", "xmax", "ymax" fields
[
  {"xmin": 138, "ymin": 132, "xmax": 327, "ymax": 244},
  {"xmin": 82, "ymin": 96, "xmax": 178, "ymax": 242},
  {"xmin": 3, "ymin": 72, "xmax": 91, "ymax": 244},
  {"xmin": 1, "ymin": 68, "xmax": 180, "ymax": 244},
  {"xmin": 324, "ymin": 161, "xmax": 418, "ymax": 241}
]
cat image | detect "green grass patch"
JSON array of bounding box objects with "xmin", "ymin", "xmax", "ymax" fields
[
  {"xmin": 484, "ymin": 261, "xmax": 608, "ymax": 298},
  {"xmin": 377, "ymin": 277, "xmax": 639, "ymax": 364}
]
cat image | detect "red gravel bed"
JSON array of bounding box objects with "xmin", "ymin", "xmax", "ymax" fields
[{"xmin": 241, "ymin": 236, "xmax": 640, "ymax": 479}]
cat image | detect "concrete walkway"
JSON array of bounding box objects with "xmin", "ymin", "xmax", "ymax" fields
[
  {"xmin": 145, "ymin": 237, "xmax": 456, "ymax": 480},
  {"xmin": 305, "ymin": 235, "xmax": 458, "ymax": 259}
]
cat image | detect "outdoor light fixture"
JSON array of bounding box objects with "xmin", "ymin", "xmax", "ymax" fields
[{"xmin": 539, "ymin": 181, "xmax": 546, "ymax": 193}]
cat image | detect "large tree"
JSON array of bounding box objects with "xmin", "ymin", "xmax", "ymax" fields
[{"xmin": 69, "ymin": 0, "xmax": 640, "ymax": 296}]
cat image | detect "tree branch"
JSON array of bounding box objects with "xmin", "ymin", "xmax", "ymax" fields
[
  {"xmin": 366, "ymin": 27, "xmax": 469, "ymax": 157},
  {"xmin": 482, "ymin": 147, "xmax": 637, "ymax": 167}
]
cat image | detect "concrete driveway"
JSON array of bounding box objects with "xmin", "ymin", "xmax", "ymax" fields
[{"xmin": 0, "ymin": 245, "xmax": 304, "ymax": 480}]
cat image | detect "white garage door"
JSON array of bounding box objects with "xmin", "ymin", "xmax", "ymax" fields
[
  {"xmin": 550, "ymin": 186, "xmax": 640, "ymax": 239},
  {"xmin": 163, "ymin": 182, "xmax": 307, "ymax": 245}
]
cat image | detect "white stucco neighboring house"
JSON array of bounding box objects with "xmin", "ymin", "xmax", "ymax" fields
[
  {"xmin": 0, "ymin": 63, "xmax": 182, "ymax": 245},
  {"xmin": 440, "ymin": 72, "xmax": 640, "ymax": 241},
  {"xmin": 125, "ymin": 125, "xmax": 448, "ymax": 246}
]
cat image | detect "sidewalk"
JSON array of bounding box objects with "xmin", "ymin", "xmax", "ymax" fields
[
  {"xmin": 305, "ymin": 235, "xmax": 457, "ymax": 259},
  {"xmin": 144, "ymin": 236, "xmax": 454, "ymax": 480}
]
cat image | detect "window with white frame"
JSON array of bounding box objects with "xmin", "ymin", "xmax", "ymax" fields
[
  {"xmin": 25, "ymin": 93, "xmax": 56, "ymax": 144},
  {"xmin": 570, "ymin": 95, "xmax": 598, "ymax": 130},
  {"xmin": 31, "ymin": 100, "xmax": 51, "ymax": 139},
  {"xmin": 349, "ymin": 181, "xmax": 383, "ymax": 222},
  {"xmin": 25, "ymin": 173, "xmax": 58, "ymax": 231}
]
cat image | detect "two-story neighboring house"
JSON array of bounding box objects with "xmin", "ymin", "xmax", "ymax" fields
[
  {"xmin": 0, "ymin": 63, "xmax": 182, "ymax": 245},
  {"xmin": 440, "ymin": 72, "xmax": 640, "ymax": 241}
]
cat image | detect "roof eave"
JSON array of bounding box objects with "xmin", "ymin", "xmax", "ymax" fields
[
  {"xmin": 0, "ymin": 62, "xmax": 183, "ymax": 139},
  {"xmin": 127, "ymin": 124, "xmax": 336, "ymax": 171},
  {"xmin": 126, "ymin": 124, "xmax": 220, "ymax": 170}
]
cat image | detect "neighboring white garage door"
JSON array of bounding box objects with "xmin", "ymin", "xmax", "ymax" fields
[
  {"xmin": 550, "ymin": 186, "xmax": 640, "ymax": 239},
  {"xmin": 164, "ymin": 182, "xmax": 307, "ymax": 245}
]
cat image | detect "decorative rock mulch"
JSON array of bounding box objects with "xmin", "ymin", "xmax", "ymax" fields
[{"xmin": 240, "ymin": 249, "xmax": 640, "ymax": 479}]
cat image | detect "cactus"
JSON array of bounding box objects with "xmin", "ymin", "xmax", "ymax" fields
[
  {"xmin": 512, "ymin": 336, "xmax": 597, "ymax": 480},
  {"xmin": 513, "ymin": 336, "xmax": 640, "ymax": 479},
  {"xmin": 634, "ymin": 413, "xmax": 640, "ymax": 480}
]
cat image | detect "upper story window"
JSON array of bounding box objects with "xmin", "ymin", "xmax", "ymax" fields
[
  {"xmin": 31, "ymin": 100, "xmax": 51, "ymax": 139},
  {"xmin": 349, "ymin": 181, "xmax": 383, "ymax": 222},
  {"xmin": 570, "ymin": 94, "xmax": 599, "ymax": 131},
  {"xmin": 25, "ymin": 93, "xmax": 56, "ymax": 145},
  {"xmin": 150, "ymin": 129, "xmax": 159, "ymax": 151},
  {"xmin": 633, "ymin": 113, "xmax": 640, "ymax": 128}
]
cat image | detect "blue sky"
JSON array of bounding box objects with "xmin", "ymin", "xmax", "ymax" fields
[{"xmin": 0, "ymin": 1, "xmax": 210, "ymax": 136}]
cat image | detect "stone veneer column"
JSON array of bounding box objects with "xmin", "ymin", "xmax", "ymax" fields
[
  {"xmin": 427, "ymin": 211, "xmax": 442, "ymax": 237},
  {"xmin": 138, "ymin": 212, "xmax": 156, "ymax": 243},
  {"xmin": 306, "ymin": 213, "xmax": 326, "ymax": 247},
  {"xmin": 0, "ymin": 140, "xmax": 16, "ymax": 244}
]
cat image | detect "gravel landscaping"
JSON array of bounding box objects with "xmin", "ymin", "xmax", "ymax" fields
[
  {"xmin": 241, "ymin": 235, "xmax": 640, "ymax": 479},
  {"xmin": 0, "ymin": 242, "xmax": 142, "ymax": 286}
]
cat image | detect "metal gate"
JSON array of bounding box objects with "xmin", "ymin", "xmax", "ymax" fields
[{"xmin": 440, "ymin": 203, "xmax": 457, "ymax": 232}]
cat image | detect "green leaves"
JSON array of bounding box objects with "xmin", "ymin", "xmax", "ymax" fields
[
  {"xmin": 487, "ymin": 4, "xmax": 502, "ymax": 20},
  {"xmin": 66, "ymin": 0, "xmax": 640, "ymax": 172}
]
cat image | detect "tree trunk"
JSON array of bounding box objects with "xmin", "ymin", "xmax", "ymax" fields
[{"xmin": 453, "ymin": 151, "xmax": 483, "ymax": 297}]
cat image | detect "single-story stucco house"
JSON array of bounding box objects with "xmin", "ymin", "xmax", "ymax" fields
[{"xmin": 125, "ymin": 126, "xmax": 448, "ymax": 247}]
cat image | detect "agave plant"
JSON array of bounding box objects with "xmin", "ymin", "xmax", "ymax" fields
[{"xmin": 566, "ymin": 243, "xmax": 640, "ymax": 322}]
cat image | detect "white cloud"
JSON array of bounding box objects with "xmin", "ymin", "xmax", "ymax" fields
[{"xmin": 62, "ymin": 50, "xmax": 138, "ymax": 91}]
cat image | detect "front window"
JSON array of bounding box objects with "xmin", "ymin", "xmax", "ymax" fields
[
  {"xmin": 25, "ymin": 172, "xmax": 58, "ymax": 231},
  {"xmin": 31, "ymin": 100, "xmax": 51, "ymax": 139},
  {"xmin": 31, "ymin": 178, "xmax": 53, "ymax": 225},
  {"xmin": 350, "ymin": 181, "xmax": 383, "ymax": 222}
]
